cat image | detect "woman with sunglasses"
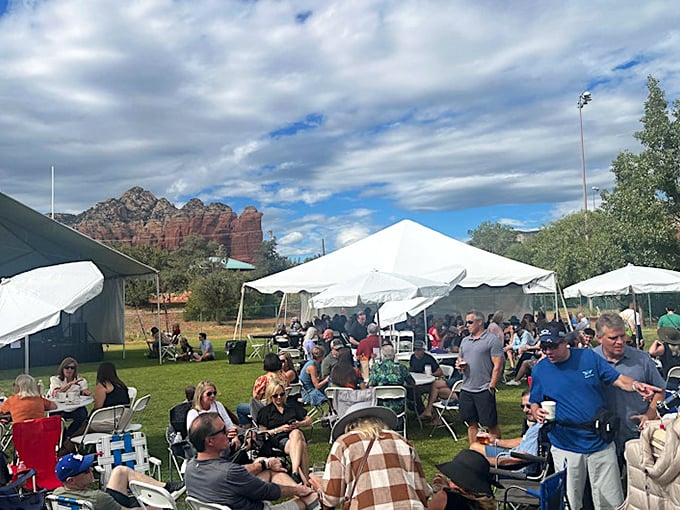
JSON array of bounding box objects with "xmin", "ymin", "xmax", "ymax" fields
[
  {"xmin": 187, "ymin": 381, "xmax": 241, "ymax": 450},
  {"xmin": 279, "ymin": 352, "xmax": 299, "ymax": 385},
  {"xmin": 236, "ymin": 353, "xmax": 289, "ymax": 426},
  {"xmin": 48, "ymin": 357, "xmax": 91, "ymax": 438},
  {"xmin": 257, "ymin": 381, "xmax": 311, "ymax": 485}
]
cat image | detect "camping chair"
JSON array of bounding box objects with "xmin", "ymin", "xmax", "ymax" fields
[
  {"xmin": 665, "ymin": 365, "xmax": 680, "ymax": 389},
  {"xmin": 70, "ymin": 405, "xmax": 127, "ymax": 453},
  {"xmin": 373, "ymin": 385, "xmax": 407, "ymax": 438},
  {"xmin": 129, "ymin": 480, "xmax": 178, "ymax": 510},
  {"xmin": 161, "ymin": 335, "xmax": 180, "ymax": 363},
  {"xmin": 12, "ymin": 415, "xmax": 63, "ymax": 490},
  {"xmin": 166, "ymin": 401, "xmax": 193, "ymax": 481},
  {"xmin": 95, "ymin": 432, "xmax": 165, "ymax": 490},
  {"xmin": 1, "ymin": 467, "xmax": 46, "ymax": 510},
  {"xmin": 186, "ymin": 495, "xmax": 233, "ymax": 510},
  {"xmin": 247, "ymin": 334, "xmax": 265, "ymax": 360},
  {"xmin": 122, "ymin": 394, "xmax": 151, "ymax": 432},
  {"xmin": 0, "ymin": 422, "xmax": 12, "ymax": 451},
  {"xmin": 429, "ymin": 379, "xmax": 462, "ymax": 440},
  {"xmin": 328, "ymin": 387, "xmax": 377, "ymax": 442},
  {"xmin": 46, "ymin": 494, "xmax": 95, "ymax": 510},
  {"xmin": 497, "ymin": 469, "xmax": 569, "ymax": 510}
]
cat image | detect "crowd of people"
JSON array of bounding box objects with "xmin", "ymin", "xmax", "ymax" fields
[{"xmin": 3, "ymin": 303, "xmax": 680, "ymax": 510}]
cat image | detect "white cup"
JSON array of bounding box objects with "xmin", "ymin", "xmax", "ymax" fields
[
  {"xmin": 56, "ymin": 392, "xmax": 67, "ymax": 403},
  {"xmin": 424, "ymin": 365, "xmax": 432, "ymax": 376},
  {"xmin": 67, "ymin": 391, "xmax": 79, "ymax": 404},
  {"xmin": 312, "ymin": 462, "xmax": 326, "ymax": 477},
  {"xmin": 541, "ymin": 400, "xmax": 557, "ymax": 421}
]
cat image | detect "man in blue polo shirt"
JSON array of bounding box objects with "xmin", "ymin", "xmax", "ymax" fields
[{"xmin": 530, "ymin": 327, "xmax": 661, "ymax": 510}]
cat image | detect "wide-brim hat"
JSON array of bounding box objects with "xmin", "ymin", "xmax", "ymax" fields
[
  {"xmin": 331, "ymin": 402, "xmax": 398, "ymax": 441},
  {"xmin": 658, "ymin": 327, "xmax": 680, "ymax": 345},
  {"xmin": 436, "ymin": 450, "xmax": 503, "ymax": 496}
]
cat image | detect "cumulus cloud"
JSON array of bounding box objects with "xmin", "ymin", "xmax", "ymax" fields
[{"xmin": 0, "ymin": 0, "xmax": 678, "ymax": 258}]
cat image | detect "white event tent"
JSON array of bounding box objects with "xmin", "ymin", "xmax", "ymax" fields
[{"xmin": 237, "ymin": 220, "xmax": 556, "ymax": 332}]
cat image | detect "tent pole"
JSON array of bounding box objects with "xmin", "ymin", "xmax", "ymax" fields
[
  {"xmin": 234, "ymin": 284, "xmax": 245, "ymax": 340},
  {"xmin": 632, "ymin": 292, "xmax": 641, "ymax": 349},
  {"xmin": 156, "ymin": 274, "xmax": 161, "ymax": 365},
  {"xmin": 556, "ymin": 281, "xmax": 573, "ymax": 332},
  {"xmin": 24, "ymin": 334, "xmax": 29, "ymax": 374},
  {"xmin": 648, "ymin": 294, "xmax": 653, "ymax": 328},
  {"xmin": 122, "ymin": 281, "xmax": 126, "ymax": 360}
]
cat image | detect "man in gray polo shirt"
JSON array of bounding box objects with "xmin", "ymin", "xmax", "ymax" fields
[
  {"xmin": 457, "ymin": 310, "xmax": 505, "ymax": 444},
  {"xmin": 593, "ymin": 312, "xmax": 665, "ymax": 462}
]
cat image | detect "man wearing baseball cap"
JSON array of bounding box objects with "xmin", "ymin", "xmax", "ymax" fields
[
  {"xmin": 530, "ymin": 327, "xmax": 661, "ymax": 510},
  {"xmin": 53, "ymin": 453, "xmax": 184, "ymax": 509},
  {"xmin": 321, "ymin": 338, "xmax": 346, "ymax": 379}
]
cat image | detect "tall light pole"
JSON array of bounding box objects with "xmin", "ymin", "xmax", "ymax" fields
[
  {"xmin": 578, "ymin": 90, "xmax": 592, "ymax": 236},
  {"xmin": 591, "ymin": 186, "xmax": 599, "ymax": 210}
]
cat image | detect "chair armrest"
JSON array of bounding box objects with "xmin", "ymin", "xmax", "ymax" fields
[
  {"xmin": 149, "ymin": 456, "xmax": 162, "ymax": 480},
  {"xmin": 490, "ymin": 467, "xmax": 528, "ymax": 480},
  {"xmin": 509, "ymin": 451, "xmax": 546, "ymax": 464}
]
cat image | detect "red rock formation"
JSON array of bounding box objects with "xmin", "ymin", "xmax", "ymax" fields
[{"xmin": 57, "ymin": 187, "xmax": 263, "ymax": 263}]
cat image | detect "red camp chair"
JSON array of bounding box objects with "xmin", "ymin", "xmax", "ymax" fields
[{"xmin": 12, "ymin": 415, "xmax": 63, "ymax": 490}]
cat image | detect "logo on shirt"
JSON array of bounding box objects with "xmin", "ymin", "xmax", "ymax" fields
[{"xmin": 582, "ymin": 369, "xmax": 594, "ymax": 379}]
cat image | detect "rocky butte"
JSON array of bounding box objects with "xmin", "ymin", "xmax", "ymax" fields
[{"xmin": 54, "ymin": 187, "xmax": 263, "ymax": 264}]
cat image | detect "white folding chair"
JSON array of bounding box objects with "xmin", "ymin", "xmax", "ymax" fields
[
  {"xmin": 96, "ymin": 432, "xmax": 164, "ymax": 490},
  {"xmin": 129, "ymin": 480, "xmax": 178, "ymax": 510},
  {"xmin": 46, "ymin": 494, "xmax": 95, "ymax": 510},
  {"xmin": 70, "ymin": 405, "xmax": 127, "ymax": 453},
  {"xmin": 247, "ymin": 334, "xmax": 265, "ymax": 360},
  {"xmin": 122, "ymin": 394, "xmax": 151, "ymax": 432},
  {"xmin": 328, "ymin": 387, "xmax": 377, "ymax": 442},
  {"xmin": 440, "ymin": 364, "xmax": 454, "ymax": 379},
  {"xmin": 373, "ymin": 385, "xmax": 407, "ymax": 438},
  {"xmin": 429, "ymin": 379, "xmax": 462, "ymax": 440},
  {"xmin": 186, "ymin": 496, "xmax": 233, "ymax": 510}
]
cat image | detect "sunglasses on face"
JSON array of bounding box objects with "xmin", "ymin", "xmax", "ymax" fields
[
  {"xmin": 64, "ymin": 366, "xmax": 76, "ymax": 370},
  {"xmin": 204, "ymin": 391, "xmax": 217, "ymax": 397},
  {"xmin": 272, "ymin": 392, "xmax": 286, "ymax": 399},
  {"xmin": 465, "ymin": 320, "xmax": 476, "ymax": 325},
  {"xmin": 540, "ymin": 342, "xmax": 562, "ymax": 352},
  {"xmin": 208, "ymin": 425, "xmax": 227, "ymax": 437},
  {"xmin": 520, "ymin": 404, "xmax": 531, "ymax": 409}
]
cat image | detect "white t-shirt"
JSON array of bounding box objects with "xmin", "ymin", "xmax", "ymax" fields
[
  {"xmin": 48, "ymin": 375, "xmax": 89, "ymax": 397},
  {"xmin": 186, "ymin": 401, "xmax": 235, "ymax": 432}
]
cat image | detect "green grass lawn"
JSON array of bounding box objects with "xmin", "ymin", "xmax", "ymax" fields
[{"xmin": 0, "ymin": 341, "xmax": 528, "ymax": 507}]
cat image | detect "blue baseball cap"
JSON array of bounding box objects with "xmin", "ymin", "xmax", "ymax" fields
[
  {"xmin": 56, "ymin": 453, "xmax": 96, "ymax": 482},
  {"xmin": 538, "ymin": 328, "xmax": 565, "ymax": 344}
]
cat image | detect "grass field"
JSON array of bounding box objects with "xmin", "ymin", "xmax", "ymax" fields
[{"xmin": 0, "ymin": 314, "xmax": 530, "ymax": 507}]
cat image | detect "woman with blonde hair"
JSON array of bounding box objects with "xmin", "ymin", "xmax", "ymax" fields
[
  {"xmin": 310, "ymin": 402, "xmax": 430, "ymax": 509},
  {"xmin": 48, "ymin": 357, "xmax": 91, "ymax": 437},
  {"xmin": 256, "ymin": 381, "xmax": 311, "ymax": 484},
  {"xmin": 0, "ymin": 374, "xmax": 57, "ymax": 423}
]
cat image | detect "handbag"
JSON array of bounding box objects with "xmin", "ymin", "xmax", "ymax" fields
[
  {"xmin": 342, "ymin": 437, "xmax": 375, "ymax": 510},
  {"xmin": 556, "ymin": 408, "xmax": 620, "ymax": 443}
]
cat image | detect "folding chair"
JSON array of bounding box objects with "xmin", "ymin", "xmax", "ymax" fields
[
  {"xmin": 95, "ymin": 432, "xmax": 175, "ymax": 498},
  {"xmin": 166, "ymin": 401, "xmax": 193, "ymax": 481},
  {"xmin": 46, "ymin": 494, "xmax": 94, "ymax": 510},
  {"xmin": 429, "ymin": 379, "xmax": 462, "ymax": 440},
  {"xmin": 70, "ymin": 405, "xmax": 128, "ymax": 453},
  {"xmin": 328, "ymin": 387, "xmax": 377, "ymax": 442},
  {"xmin": 498, "ymin": 470, "xmax": 569, "ymax": 510},
  {"xmin": 2, "ymin": 468, "xmax": 46, "ymax": 510},
  {"xmin": 12, "ymin": 415, "xmax": 63, "ymax": 490},
  {"xmin": 129, "ymin": 480, "xmax": 178, "ymax": 510},
  {"xmin": 247, "ymin": 334, "xmax": 265, "ymax": 360},
  {"xmin": 186, "ymin": 495, "xmax": 233, "ymax": 510},
  {"xmin": 0, "ymin": 422, "xmax": 12, "ymax": 451},
  {"xmin": 122, "ymin": 394, "xmax": 151, "ymax": 432},
  {"xmin": 373, "ymin": 385, "xmax": 407, "ymax": 437},
  {"xmin": 440, "ymin": 364, "xmax": 454, "ymax": 379},
  {"xmin": 665, "ymin": 365, "xmax": 680, "ymax": 389},
  {"xmin": 161, "ymin": 336, "xmax": 180, "ymax": 363}
]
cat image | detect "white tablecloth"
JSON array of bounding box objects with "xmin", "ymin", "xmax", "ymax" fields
[
  {"xmin": 410, "ymin": 373, "xmax": 435, "ymax": 386},
  {"xmin": 48, "ymin": 395, "xmax": 94, "ymax": 414}
]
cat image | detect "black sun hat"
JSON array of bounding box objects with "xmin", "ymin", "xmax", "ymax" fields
[{"xmin": 436, "ymin": 450, "xmax": 503, "ymax": 496}]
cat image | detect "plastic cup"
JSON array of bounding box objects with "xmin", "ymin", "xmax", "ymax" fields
[
  {"xmin": 57, "ymin": 392, "xmax": 66, "ymax": 403},
  {"xmin": 541, "ymin": 400, "xmax": 556, "ymax": 421},
  {"xmin": 312, "ymin": 462, "xmax": 326, "ymax": 477},
  {"xmin": 424, "ymin": 365, "xmax": 432, "ymax": 376}
]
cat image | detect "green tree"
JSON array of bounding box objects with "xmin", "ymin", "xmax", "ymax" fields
[
  {"xmin": 467, "ymin": 221, "xmax": 519, "ymax": 255},
  {"xmin": 186, "ymin": 270, "xmax": 244, "ymax": 323},
  {"xmin": 601, "ymin": 76, "xmax": 680, "ymax": 269}
]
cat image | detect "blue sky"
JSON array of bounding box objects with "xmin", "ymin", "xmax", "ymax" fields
[{"xmin": 0, "ymin": 1, "xmax": 679, "ymax": 260}]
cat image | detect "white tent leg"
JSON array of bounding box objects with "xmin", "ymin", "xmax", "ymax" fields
[
  {"xmin": 234, "ymin": 284, "xmax": 246, "ymax": 340},
  {"xmin": 156, "ymin": 275, "xmax": 162, "ymax": 365},
  {"xmin": 24, "ymin": 334, "xmax": 29, "ymax": 374}
]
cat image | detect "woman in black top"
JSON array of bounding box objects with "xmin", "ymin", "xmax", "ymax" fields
[
  {"xmin": 93, "ymin": 362, "xmax": 130, "ymax": 410},
  {"xmin": 256, "ymin": 381, "xmax": 311, "ymax": 484}
]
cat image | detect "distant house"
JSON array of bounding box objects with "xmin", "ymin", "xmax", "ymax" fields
[{"xmin": 207, "ymin": 257, "xmax": 256, "ymax": 270}]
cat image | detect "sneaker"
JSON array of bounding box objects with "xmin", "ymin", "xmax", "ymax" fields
[
  {"xmin": 165, "ymin": 481, "xmax": 185, "ymax": 494},
  {"xmin": 505, "ymin": 379, "xmax": 521, "ymax": 386}
]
